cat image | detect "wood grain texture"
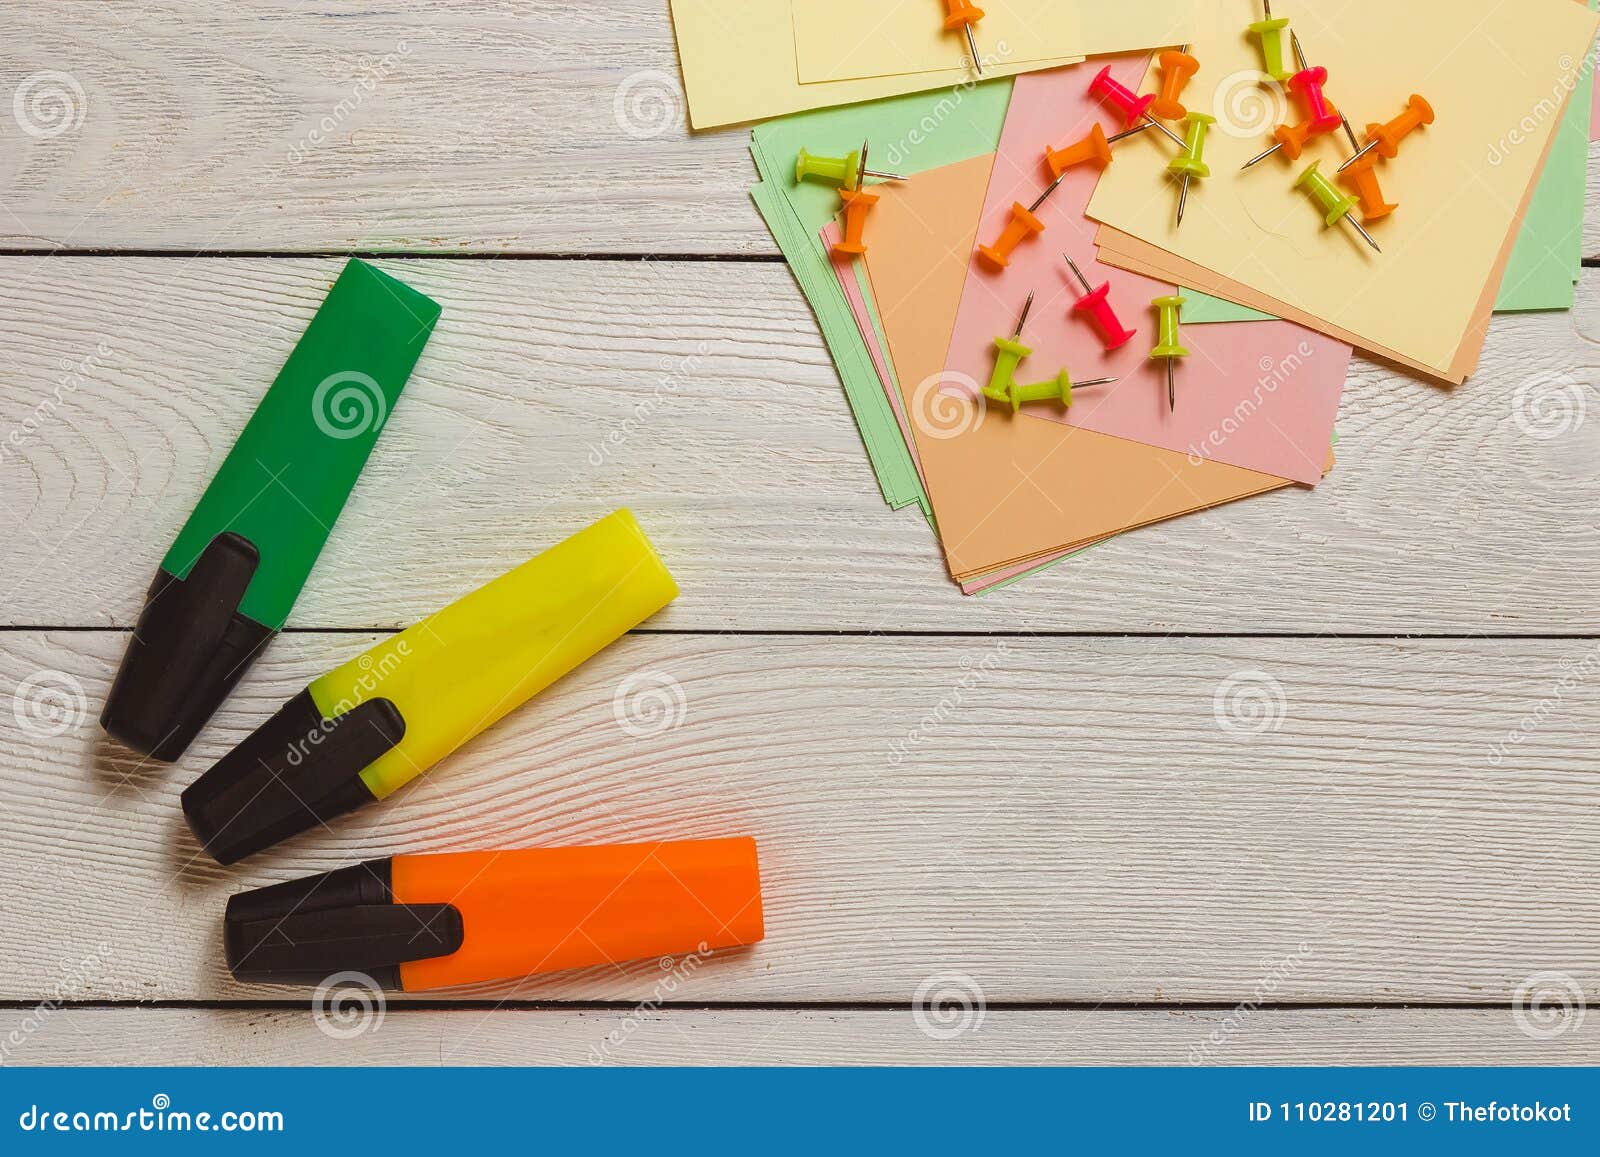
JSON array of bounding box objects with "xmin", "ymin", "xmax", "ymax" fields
[
  {"xmin": 4, "ymin": 257, "xmax": 1600, "ymax": 633},
  {"xmin": 4, "ymin": 3, "xmax": 1600, "ymax": 257},
  {"xmin": 2, "ymin": 630, "xmax": 1597, "ymax": 1004},
  {"xmin": 2, "ymin": 1008, "xmax": 1594, "ymax": 1066}
]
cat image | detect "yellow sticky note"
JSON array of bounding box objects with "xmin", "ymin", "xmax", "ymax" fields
[
  {"xmin": 1087, "ymin": 0, "xmax": 1599, "ymax": 380},
  {"xmin": 792, "ymin": 0, "xmax": 1198, "ymax": 83},
  {"xmin": 668, "ymin": 0, "xmax": 1081, "ymax": 128}
]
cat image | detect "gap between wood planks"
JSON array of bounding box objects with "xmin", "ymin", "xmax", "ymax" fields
[
  {"xmin": 0, "ymin": 999, "xmax": 1537, "ymax": 1013},
  {"xmin": 3, "ymin": 627, "xmax": 1598, "ymax": 640}
]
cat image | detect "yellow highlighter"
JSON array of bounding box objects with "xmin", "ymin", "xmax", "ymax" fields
[{"xmin": 182, "ymin": 509, "xmax": 678, "ymax": 863}]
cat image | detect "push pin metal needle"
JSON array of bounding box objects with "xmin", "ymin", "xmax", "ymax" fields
[
  {"xmin": 943, "ymin": 0, "xmax": 985, "ymax": 74},
  {"xmin": 1291, "ymin": 31, "xmax": 1360, "ymax": 153},
  {"xmin": 1296, "ymin": 160, "xmax": 1381, "ymax": 253}
]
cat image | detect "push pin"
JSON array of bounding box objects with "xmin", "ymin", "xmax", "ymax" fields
[
  {"xmin": 983, "ymin": 292, "xmax": 1035, "ymax": 405},
  {"xmin": 1150, "ymin": 295, "xmax": 1188, "ymax": 413},
  {"xmin": 1042, "ymin": 120, "xmax": 1170, "ymax": 181},
  {"xmin": 1249, "ymin": 1, "xmax": 1293, "ymax": 83},
  {"xmin": 1295, "ymin": 160, "xmax": 1381, "ymax": 253},
  {"xmin": 1063, "ymin": 254, "xmax": 1136, "ymax": 351},
  {"xmin": 1338, "ymin": 94, "xmax": 1436, "ymax": 172},
  {"xmin": 1090, "ymin": 66, "xmax": 1186, "ymax": 146},
  {"xmin": 1151, "ymin": 45, "xmax": 1200, "ymax": 121},
  {"xmin": 1338, "ymin": 154, "xmax": 1397, "ymax": 221},
  {"xmin": 1240, "ymin": 68, "xmax": 1342, "ymax": 170},
  {"xmin": 1291, "ymin": 32, "xmax": 1360, "ymax": 153},
  {"xmin": 795, "ymin": 141, "xmax": 907, "ymax": 189},
  {"xmin": 831, "ymin": 185, "xmax": 879, "ymax": 259},
  {"xmin": 1004, "ymin": 369, "xmax": 1116, "ymax": 414},
  {"xmin": 942, "ymin": 0, "xmax": 985, "ymax": 74},
  {"xmin": 829, "ymin": 141, "xmax": 885, "ymax": 260},
  {"xmin": 976, "ymin": 172, "xmax": 1067, "ymax": 270},
  {"xmin": 1169, "ymin": 112, "xmax": 1215, "ymax": 226}
]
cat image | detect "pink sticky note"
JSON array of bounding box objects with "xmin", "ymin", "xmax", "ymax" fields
[{"xmin": 944, "ymin": 59, "xmax": 1350, "ymax": 487}]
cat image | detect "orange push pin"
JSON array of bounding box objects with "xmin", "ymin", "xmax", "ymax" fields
[
  {"xmin": 1338, "ymin": 154, "xmax": 1397, "ymax": 221},
  {"xmin": 1042, "ymin": 120, "xmax": 1168, "ymax": 181},
  {"xmin": 1338, "ymin": 94, "xmax": 1435, "ymax": 172},
  {"xmin": 1151, "ymin": 45, "xmax": 1199, "ymax": 121},
  {"xmin": 1240, "ymin": 101, "xmax": 1342, "ymax": 170},
  {"xmin": 976, "ymin": 172, "xmax": 1067, "ymax": 271},
  {"xmin": 942, "ymin": 0, "xmax": 985, "ymax": 73},
  {"xmin": 831, "ymin": 141, "xmax": 881, "ymax": 260}
]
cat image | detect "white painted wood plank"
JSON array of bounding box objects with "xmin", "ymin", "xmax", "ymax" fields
[
  {"xmin": 3, "ymin": 630, "xmax": 1597, "ymax": 1004},
  {"xmin": 5, "ymin": 3, "xmax": 1599, "ymax": 256},
  {"xmin": 3, "ymin": 0, "xmax": 764, "ymax": 254},
  {"xmin": 5, "ymin": 257, "xmax": 1600, "ymax": 633},
  {"xmin": 2, "ymin": 1008, "xmax": 1594, "ymax": 1066}
]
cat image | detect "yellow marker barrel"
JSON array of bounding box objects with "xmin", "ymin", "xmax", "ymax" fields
[{"xmin": 181, "ymin": 510, "xmax": 678, "ymax": 863}]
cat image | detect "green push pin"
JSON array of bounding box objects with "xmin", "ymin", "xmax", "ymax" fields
[
  {"xmin": 1150, "ymin": 295, "xmax": 1189, "ymax": 413},
  {"xmin": 1294, "ymin": 161, "xmax": 1381, "ymax": 253},
  {"xmin": 1005, "ymin": 369, "xmax": 1116, "ymax": 414},
  {"xmin": 1168, "ymin": 112, "xmax": 1215, "ymax": 228},
  {"xmin": 983, "ymin": 291, "xmax": 1035, "ymax": 406},
  {"xmin": 1249, "ymin": 0, "xmax": 1293, "ymax": 84},
  {"xmin": 795, "ymin": 140, "xmax": 907, "ymax": 189}
]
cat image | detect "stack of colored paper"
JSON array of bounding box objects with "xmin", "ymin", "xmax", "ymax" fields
[{"xmin": 742, "ymin": 4, "xmax": 1595, "ymax": 593}]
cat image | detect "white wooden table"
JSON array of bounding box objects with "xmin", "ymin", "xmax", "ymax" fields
[{"xmin": 2, "ymin": 1, "xmax": 1597, "ymax": 1065}]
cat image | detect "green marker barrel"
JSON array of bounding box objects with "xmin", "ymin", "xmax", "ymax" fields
[{"xmin": 99, "ymin": 260, "xmax": 441, "ymax": 760}]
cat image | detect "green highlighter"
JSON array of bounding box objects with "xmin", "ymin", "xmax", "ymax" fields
[{"xmin": 100, "ymin": 259, "xmax": 441, "ymax": 761}]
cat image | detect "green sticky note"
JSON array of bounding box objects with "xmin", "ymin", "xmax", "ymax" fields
[{"xmin": 1179, "ymin": 291, "xmax": 1279, "ymax": 324}]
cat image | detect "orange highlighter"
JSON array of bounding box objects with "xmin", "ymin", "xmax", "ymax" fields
[{"xmin": 224, "ymin": 837, "xmax": 764, "ymax": 991}]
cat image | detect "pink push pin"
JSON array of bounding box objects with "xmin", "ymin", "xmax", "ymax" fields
[
  {"xmin": 1063, "ymin": 254, "xmax": 1136, "ymax": 351},
  {"xmin": 1288, "ymin": 66, "xmax": 1341, "ymax": 136},
  {"xmin": 1090, "ymin": 65, "xmax": 1185, "ymax": 146}
]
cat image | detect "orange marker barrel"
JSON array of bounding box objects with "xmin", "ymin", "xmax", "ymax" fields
[
  {"xmin": 1043, "ymin": 124, "xmax": 1114, "ymax": 181},
  {"xmin": 223, "ymin": 837, "xmax": 765, "ymax": 991},
  {"xmin": 832, "ymin": 187, "xmax": 879, "ymax": 258},
  {"xmin": 1151, "ymin": 48, "xmax": 1199, "ymax": 121}
]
